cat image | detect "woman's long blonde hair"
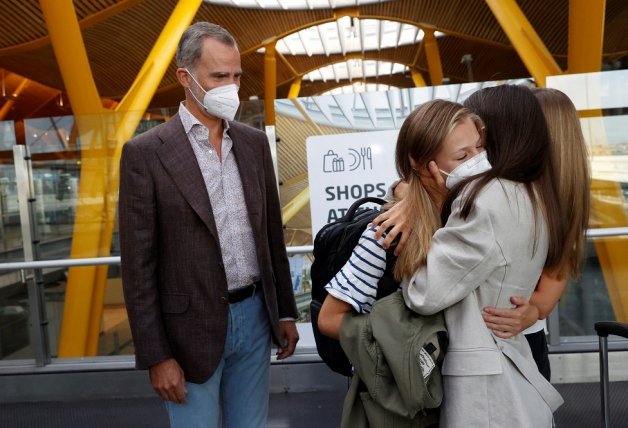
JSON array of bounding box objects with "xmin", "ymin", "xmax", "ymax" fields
[
  {"xmin": 394, "ymin": 99, "xmax": 484, "ymax": 281},
  {"xmin": 532, "ymin": 88, "xmax": 591, "ymax": 279}
]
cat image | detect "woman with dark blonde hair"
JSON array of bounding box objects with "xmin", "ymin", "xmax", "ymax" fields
[{"xmin": 482, "ymin": 87, "xmax": 591, "ymax": 380}]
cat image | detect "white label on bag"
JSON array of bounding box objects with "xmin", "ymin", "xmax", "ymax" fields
[{"xmin": 419, "ymin": 347, "xmax": 436, "ymax": 380}]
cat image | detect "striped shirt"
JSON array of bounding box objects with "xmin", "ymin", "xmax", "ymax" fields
[{"xmin": 324, "ymin": 226, "xmax": 393, "ymax": 314}]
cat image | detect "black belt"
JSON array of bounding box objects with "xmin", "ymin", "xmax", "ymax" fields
[{"xmin": 228, "ymin": 281, "xmax": 259, "ymax": 304}]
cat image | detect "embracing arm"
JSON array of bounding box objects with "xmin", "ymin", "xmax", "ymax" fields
[
  {"xmin": 482, "ymin": 266, "xmax": 567, "ymax": 338},
  {"xmin": 318, "ymin": 295, "xmax": 353, "ymax": 339},
  {"xmin": 403, "ymin": 197, "xmax": 501, "ymax": 315},
  {"xmin": 372, "ymin": 161, "xmax": 446, "ymax": 254},
  {"xmin": 532, "ymin": 267, "xmax": 568, "ymax": 319}
]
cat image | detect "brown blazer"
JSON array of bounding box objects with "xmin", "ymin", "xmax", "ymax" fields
[{"xmin": 119, "ymin": 114, "xmax": 298, "ymax": 383}]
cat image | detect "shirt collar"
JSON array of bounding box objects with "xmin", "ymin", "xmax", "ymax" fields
[{"xmin": 178, "ymin": 101, "xmax": 230, "ymax": 135}]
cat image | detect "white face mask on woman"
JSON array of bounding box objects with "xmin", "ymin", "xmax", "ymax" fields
[
  {"xmin": 185, "ymin": 69, "xmax": 240, "ymax": 121},
  {"xmin": 440, "ymin": 151, "xmax": 492, "ymax": 189}
]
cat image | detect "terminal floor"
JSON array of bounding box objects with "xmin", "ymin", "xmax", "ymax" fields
[{"xmin": 1, "ymin": 382, "xmax": 627, "ymax": 427}]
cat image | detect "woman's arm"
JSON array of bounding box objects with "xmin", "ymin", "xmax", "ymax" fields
[
  {"xmin": 403, "ymin": 195, "xmax": 501, "ymax": 315},
  {"xmin": 318, "ymin": 295, "xmax": 354, "ymax": 339},
  {"xmin": 482, "ymin": 296, "xmax": 539, "ymax": 339},
  {"xmin": 482, "ymin": 267, "xmax": 568, "ymax": 338},
  {"xmin": 531, "ymin": 268, "xmax": 568, "ymax": 319},
  {"xmin": 372, "ymin": 161, "xmax": 446, "ymax": 254}
]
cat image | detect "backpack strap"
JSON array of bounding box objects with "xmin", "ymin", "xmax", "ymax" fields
[{"xmin": 342, "ymin": 197, "xmax": 388, "ymax": 221}]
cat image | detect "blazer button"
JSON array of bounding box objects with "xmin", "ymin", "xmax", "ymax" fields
[{"xmin": 220, "ymin": 296, "xmax": 228, "ymax": 303}]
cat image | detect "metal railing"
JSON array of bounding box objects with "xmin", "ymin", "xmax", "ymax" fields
[{"xmin": 0, "ymin": 227, "xmax": 627, "ymax": 373}]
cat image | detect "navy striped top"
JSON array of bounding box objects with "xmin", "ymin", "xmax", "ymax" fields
[{"xmin": 324, "ymin": 226, "xmax": 391, "ymax": 314}]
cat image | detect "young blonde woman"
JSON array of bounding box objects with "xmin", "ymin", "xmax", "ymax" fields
[
  {"xmin": 318, "ymin": 98, "xmax": 486, "ymax": 336},
  {"xmin": 318, "ymin": 99, "xmax": 487, "ymax": 427}
]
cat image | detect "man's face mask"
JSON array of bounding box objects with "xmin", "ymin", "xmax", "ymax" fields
[
  {"xmin": 185, "ymin": 69, "xmax": 240, "ymax": 121},
  {"xmin": 440, "ymin": 151, "xmax": 492, "ymax": 189}
]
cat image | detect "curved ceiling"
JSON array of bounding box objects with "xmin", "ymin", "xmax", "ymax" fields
[{"xmin": 0, "ymin": 0, "xmax": 626, "ymax": 120}]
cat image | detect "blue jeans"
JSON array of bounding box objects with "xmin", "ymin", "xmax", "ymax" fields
[{"xmin": 166, "ymin": 290, "xmax": 271, "ymax": 428}]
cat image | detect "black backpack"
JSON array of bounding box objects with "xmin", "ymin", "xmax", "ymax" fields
[{"xmin": 310, "ymin": 197, "xmax": 400, "ymax": 376}]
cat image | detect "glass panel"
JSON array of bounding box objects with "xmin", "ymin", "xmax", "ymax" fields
[
  {"xmin": 547, "ymin": 70, "xmax": 628, "ymax": 339},
  {"xmin": 19, "ymin": 112, "xmax": 165, "ymax": 358},
  {"xmin": 0, "ymin": 120, "xmax": 32, "ymax": 360},
  {"xmin": 289, "ymin": 253, "xmax": 313, "ymax": 322},
  {"xmin": 558, "ymin": 239, "xmax": 621, "ymax": 337}
]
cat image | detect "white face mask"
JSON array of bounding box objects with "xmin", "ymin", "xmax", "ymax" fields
[
  {"xmin": 440, "ymin": 151, "xmax": 492, "ymax": 189},
  {"xmin": 185, "ymin": 69, "xmax": 240, "ymax": 121}
]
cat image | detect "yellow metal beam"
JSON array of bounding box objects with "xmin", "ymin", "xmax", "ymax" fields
[
  {"xmin": 84, "ymin": 0, "xmax": 203, "ymax": 356},
  {"xmin": 46, "ymin": 0, "xmax": 202, "ymax": 357},
  {"xmin": 568, "ymin": 0, "xmax": 606, "ymax": 73},
  {"xmin": 276, "ymin": 50, "xmax": 299, "ymax": 78},
  {"xmin": 411, "ymin": 69, "xmax": 426, "ymax": 87},
  {"xmin": 423, "ymin": 28, "xmax": 443, "ymax": 86},
  {"xmin": 0, "ymin": 78, "xmax": 30, "ymax": 120},
  {"xmin": 41, "ymin": 0, "xmax": 108, "ymax": 358},
  {"xmin": 288, "ymin": 76, "xmax": 302, "ymax": 99},
  {"xmin": 264, "ymin": 40, "xmax": 277, "ymax": 126},
  {"xmin": 282, "ymin": 186, "xmax": 310, "ymax": 224},
  {"xmin": 40, "ymin": 0, "xmax": 103, "ymax": 115},
  {"xmin": 485, "ymin": 0, "xmax": 562, "ymax": 87},
  {"xmin": 590, "ymin": 179, "xmax": 628, "ymax": 322}
]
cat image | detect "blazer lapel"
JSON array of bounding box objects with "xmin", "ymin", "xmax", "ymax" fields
[
  {"xmin": 228, "ymin": 123, "xmax": 262, "ymax": 231},
  {"xmin": 156, "ymin": 115, "xmax": 220, "ymax": 243}
]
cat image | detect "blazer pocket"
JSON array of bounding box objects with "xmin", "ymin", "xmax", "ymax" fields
[{"xmin": 160, "ymin": 293, "xmax": 190, "ymax": 314}]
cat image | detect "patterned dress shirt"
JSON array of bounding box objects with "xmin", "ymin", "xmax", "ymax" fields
[{"xmin": 179, "ymin": 102, "xmax": 260, "ymax": 291}]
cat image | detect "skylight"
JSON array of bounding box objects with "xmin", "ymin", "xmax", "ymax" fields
[
  {"xmin": 303, "ymin": 60, "xmax": 408, "ymax": 82},
  {"xmin": 271, "ymin": 18, "xmax": 441, "ymax": 56},
  {"xmin": 203, "ymin": 0, "xmax": 390, "ymax": 9},
  {"xmin": 322, "ymin": 82, "xmax": 394, "ymax": 95}
]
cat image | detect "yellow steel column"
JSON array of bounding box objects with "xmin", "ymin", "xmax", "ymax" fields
[
  {"xmin": 288, "ymin": 76, "xmax": 302, "ymax": 99},
  {"xmin": 0, "ymin": 78, "xmax": 30, "ymax": 120},
  {"xmin": 40, "ymin": 0, "xmax": 103, "ymax": 115},
  {"xmin": 84, "ymin": 0, "xmax": 203, "ymax": 355},
  {"xmin": 282, "ymin": 187, "xmax": 310, "ymax": 224},
  {"xmin": 485, "ymin": 0, "xmax": 562, "ymax": 87},
  {"xmin": 566, "ymin": 0, "xmax": 627, "ymax": 321},
  {"xmin": 41, "ymin": 0, "xmax": 108, "ymax": 357},
  {"xmin": 423, "ymin": 28, "xmax": 443, "ymax": 86},
  {"xmin": 264, "ymin": 40, "xmax": 277, "ymax": 126},
  {"xmin": 568, "ymin": 0, "xmax": 606, "ymax": 73},
  {"xmin": 411, "ymin": 69, "xmax": 426, "ymax": 87},
  {"xmin": 45, "ymin": 0, "xmax": 202, "ymax": 356}
]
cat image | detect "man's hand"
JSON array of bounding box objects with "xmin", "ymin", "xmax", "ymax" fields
[
  {"xmin": 276, "ymin": 320, "xmax": 299, "ymax": 360},
  {"xmin": 149, "ymin": 358, "xmax": 187, "ymax": 404},
  {"xmin": 482, "ymin": 296, "xmax": 539, "ymax": 339},
  {"xmin": 371, "ymin": 197, "xmax": 412, "ymax": 255}
]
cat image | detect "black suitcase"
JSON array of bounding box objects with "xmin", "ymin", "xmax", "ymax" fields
[{"xmin": 594, "ymin": 321, "xmax": 628, "ymax": 428}]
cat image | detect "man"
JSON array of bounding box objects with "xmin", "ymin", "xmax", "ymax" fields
[{"xmin": 119, "ymin": 22, "xmax": 299, "ymax": 427}]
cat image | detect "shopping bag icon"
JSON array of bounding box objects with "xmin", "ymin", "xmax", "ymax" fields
[{"xmin": 323, "ymin": 150, "xmax": 345, "ymax": 173}]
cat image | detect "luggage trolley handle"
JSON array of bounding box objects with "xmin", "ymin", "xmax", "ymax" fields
[{"xmin": 594, "ymin": 321, "xmax": 628, "ymax": 428}]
